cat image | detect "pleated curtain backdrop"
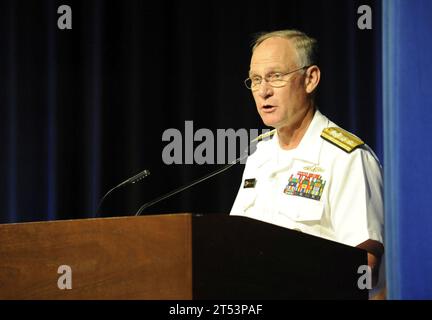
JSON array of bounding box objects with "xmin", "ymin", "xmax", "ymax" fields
[{"xmin": 0, "ymin": 0, "xmax": 382, "ymax": 223}]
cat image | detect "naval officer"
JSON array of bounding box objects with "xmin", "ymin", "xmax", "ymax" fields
[{"xmin": 230, "ymin": 30, "xmax": 384, "ymax": 295}]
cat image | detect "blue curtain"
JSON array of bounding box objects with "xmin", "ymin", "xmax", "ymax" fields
[{"xmin": 383, "ymin": 0, "xmax": 432, "ymax": 299}]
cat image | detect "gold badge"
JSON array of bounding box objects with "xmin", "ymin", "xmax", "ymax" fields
[{"xmin": 303, "ymin": 165, "xmax": 324, "ymax": 173}]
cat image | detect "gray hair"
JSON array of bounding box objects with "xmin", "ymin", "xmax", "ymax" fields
[{"xmin": 252, "ymin": 30, "xmax": 318, "ymax": 67}]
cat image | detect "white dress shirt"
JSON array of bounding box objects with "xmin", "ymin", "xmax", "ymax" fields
[{"xmin": 230, "ymin": 110, "xmax": 384, "ymax": 247}]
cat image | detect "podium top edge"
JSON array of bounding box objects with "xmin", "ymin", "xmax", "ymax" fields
[{"xmin": 0, "ymin": 212, "xmax": 195, "ymax": 226}]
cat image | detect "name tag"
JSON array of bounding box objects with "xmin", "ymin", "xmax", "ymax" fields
[{"xmin": 243, "ymin": 178, "xmax": 257, "ymax": 188}]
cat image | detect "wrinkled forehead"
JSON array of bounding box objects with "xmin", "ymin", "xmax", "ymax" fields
[{"xmin": 250, "ymin": 37, "xmax": 300, "ymax": 73}]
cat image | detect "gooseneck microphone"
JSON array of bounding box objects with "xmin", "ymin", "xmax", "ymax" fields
[
  {"xmin": 134, "ymin": 129, "xmax": 276, "ymax": 216},
  {"xmin": 96, "ymin": 169, "xmax": 151, "ymax": 217}
]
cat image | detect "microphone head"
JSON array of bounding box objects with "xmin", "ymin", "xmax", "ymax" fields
[
  {"xmin": 252, "ymin": 129, "xmax": 276, "ymax": 142},
  {"xmin": 129, "ymin": 169, "xmax": 151, "ymax": 184}
]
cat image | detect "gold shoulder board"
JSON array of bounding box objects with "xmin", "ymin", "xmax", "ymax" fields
[{"xmin": 320, "ymin": 127, "xmax": 364, "ymax": 153}]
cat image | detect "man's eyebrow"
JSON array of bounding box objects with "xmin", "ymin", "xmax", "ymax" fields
[
  {"xmin": 248, "ymin": 71, "xmax": 258, "ymax": 77},
  {"xmin": 249, "ymin": 69, "xmax": 284, "ymax": 77}
]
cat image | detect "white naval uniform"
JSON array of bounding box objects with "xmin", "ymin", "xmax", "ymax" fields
[{"xmin": 230, "ymin": 110, "xmax": 384, "ymax": 248}]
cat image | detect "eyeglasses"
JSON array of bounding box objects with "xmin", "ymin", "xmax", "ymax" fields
[{"xmin": 244, "ymin": 66, "xmax": 310, "ymax": 91}]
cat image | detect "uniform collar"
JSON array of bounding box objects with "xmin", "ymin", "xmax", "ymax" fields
[{"xmin": 255, "ymin": 109, "xmax": 330, "ymax": 167}]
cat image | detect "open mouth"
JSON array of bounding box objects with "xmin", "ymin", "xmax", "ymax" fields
[{"xmin": 262, "ymin": 104, "xmax": 276, "ymax": 112}]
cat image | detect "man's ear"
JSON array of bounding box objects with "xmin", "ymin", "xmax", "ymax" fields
[{"xmin": 305, "ymin": 65, "xmax": 320, "ymax": 94}]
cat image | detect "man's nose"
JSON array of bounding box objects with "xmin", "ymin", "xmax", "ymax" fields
[{"xmin": 257, "ymin": 81, "xmax": 273, "ymax": 99}]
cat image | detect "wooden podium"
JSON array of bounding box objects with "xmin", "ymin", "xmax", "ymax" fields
[{"xmin": 0, "ymin": 213, "xmax": 368, "ymax": 299}]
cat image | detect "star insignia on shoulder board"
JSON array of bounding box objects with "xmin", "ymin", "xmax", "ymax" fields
[{"xmin": 320, "ymin": 127, "xmax": 364, "ymax": 153}]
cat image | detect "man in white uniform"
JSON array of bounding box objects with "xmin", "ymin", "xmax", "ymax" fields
[{"xmin": 230, "ymin": 30, "xmax": 384, "ymax": 295}]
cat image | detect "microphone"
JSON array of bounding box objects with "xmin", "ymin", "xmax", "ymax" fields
[
  {"xmin": 96, "ymin": 169, "xmax": 151, "ymax": 217},
  {"xmin": 134, "ymin": 129, "xmax": 276, "ymax": 216}
]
